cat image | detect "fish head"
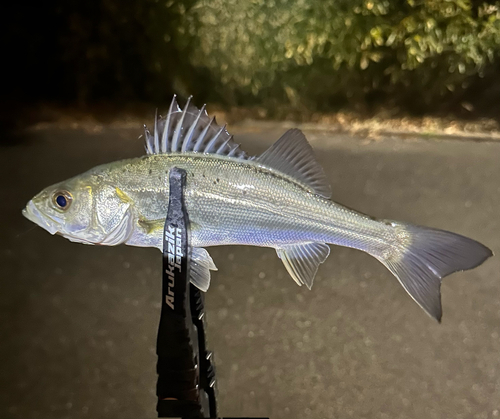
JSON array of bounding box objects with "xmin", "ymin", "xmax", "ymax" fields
[{"xmin": 23, "ymin": 172, "xmax": 135, "ymax": 246}]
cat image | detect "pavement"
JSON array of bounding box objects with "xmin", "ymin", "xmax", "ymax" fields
[{"xmin": 1, "ymin": 121, "xmax": 500, "ymax": 419}]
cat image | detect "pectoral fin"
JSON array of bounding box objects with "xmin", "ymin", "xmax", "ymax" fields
[
  {"xmin": 276, "ymin": 242, "xmax": 330, "ymax": 289},
  {"xmin": 138, "ymin": 218, "xmax": 165, "ymax": 234}
]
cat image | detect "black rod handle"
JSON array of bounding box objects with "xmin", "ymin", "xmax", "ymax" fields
[
  {"xmin": 190, "ymin": 285, "xmax": 218, "ymax": 419},
  {"xmin": 157, "ymin": 168, "xmax": 201, "ymax": 417}
]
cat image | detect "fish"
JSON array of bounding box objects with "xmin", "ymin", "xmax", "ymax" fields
[{"xmin": 23, "ymin": 95, "xmax": 492, "ymax": 321}]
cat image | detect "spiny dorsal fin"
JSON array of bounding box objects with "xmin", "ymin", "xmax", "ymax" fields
[
  {"xmin": 276, "ymin": 242, "xmax": 330, "ymax": 289},
  {"xmin": 256, "ymin": 129, "xmax": 332, "ymax": 198},
  {"xmin": 143, "ymin": 95, "xmax": 248, "ymax": 159}
]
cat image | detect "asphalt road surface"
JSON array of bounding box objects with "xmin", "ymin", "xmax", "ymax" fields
[{"xmin": 1, "ymin": 121, "xmax": 499, "ymax": 419}]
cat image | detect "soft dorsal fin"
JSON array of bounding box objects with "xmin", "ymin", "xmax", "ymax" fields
[
  {"xmin": 143, "ymin": 95, "xmax": 248, "ymax": 159},
  {"xmin": 276, "ymin": 242, "xmax": 330, "ymax": 289},
  {"xmin": 256, "ymin": 129, "xmax": 331, "ymax": 198}
]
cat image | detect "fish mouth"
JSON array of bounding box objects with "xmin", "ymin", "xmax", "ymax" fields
[{"xmin": 22, "ymin": 200, "xmax": 59, "ymax": 235}]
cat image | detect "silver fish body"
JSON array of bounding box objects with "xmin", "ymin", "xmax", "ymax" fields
[
  {"xmin": 23, "ymin": 96, "xmax": 492, "ymax": 321},
  {"xmin": 103, "ymin": 153, "xmax": 386, "ymax": 252}
]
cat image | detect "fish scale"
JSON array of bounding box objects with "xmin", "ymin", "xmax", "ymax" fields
[{"xmin": 105, "ymin": 154, "xmax": 387, "ymax": 251}]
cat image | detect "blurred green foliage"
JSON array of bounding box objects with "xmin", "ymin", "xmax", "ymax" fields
[
  {"xmin": 188, "ymin": 0, "xmax": 500, "ymax": 113},
  {"xmin": 4, "ymin": 0, "xmax": 500, "ymax": 115}
]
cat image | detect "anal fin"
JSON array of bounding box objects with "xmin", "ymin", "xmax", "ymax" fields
[{"xmin": 276, "ymin": 242, "xmax": 330, "ymax": 289}]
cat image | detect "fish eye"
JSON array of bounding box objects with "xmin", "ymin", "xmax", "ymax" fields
[{"xmin": 53, "ymin": 190, "xmax": 72, "ymax": 210}]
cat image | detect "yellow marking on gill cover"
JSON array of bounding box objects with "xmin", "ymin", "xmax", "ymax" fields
[{"xmin": 115, "ymin": 187, "xmax": 132, "ymax": 204}]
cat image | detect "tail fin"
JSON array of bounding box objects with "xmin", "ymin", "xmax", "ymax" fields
[{"xmin": 377, "ymin": 221, "xmax": 492, "ymax": 321}]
